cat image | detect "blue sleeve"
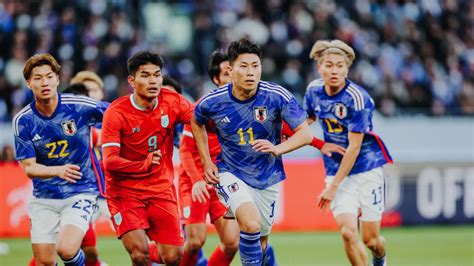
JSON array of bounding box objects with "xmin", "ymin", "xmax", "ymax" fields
[
  {"xmin": 347, "ymin": 98, "xmax": 373, "ymax": 133},
  {"xmin": 194, "ymin": 100, "xmax": 209, "ymax": 126},
  {"xmin": 303, "ymin": 89, "xmax": 317, "ymax": 118},
  {"xmin": 89, "ymin": 101, "xmax": 109, "ymax": 125},
  {"xmin": 13, "ymin": 118, "xmax": 36, "ymax": 160},
  {"xmin": 281, "ymin": 97, "xmax": 307, "ymax": 130}
]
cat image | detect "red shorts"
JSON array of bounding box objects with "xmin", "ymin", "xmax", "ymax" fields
[
  {"xmin": 107, "ymin": 192, "xmax": 184, "ymax": 246},
  {"xmin": 81, "ymin": 223, "xmax": 96, "ymax": 247},
  {"xmin": 179, "ymin": 171, "xmax": 227, "ymax": 225}
]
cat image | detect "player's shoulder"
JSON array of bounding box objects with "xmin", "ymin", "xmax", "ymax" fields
[
  {"xmin": 198, "ymin": 84, "xmax": 229, "ymax": 106},
  {"xmin": 61, "ymin": 93, "xmax": 99, "ymax": 108},
  {"xmin": 343, "ymin": 80, "xmax": 372, "ymax": 111},
  {"xmin": 259, "ymin": 80, "xmax": 293, "ymax": 102},
  {"xmin": 108, "ymin": 94, "xmax": 131, "ymax": 110},
  {"xmin": 12, "ymin": 104, "xmax": 33, "ymax": 135},
  {"xmin": 305, "ymin": 78, "xmax": 325, "ymax": 94}
]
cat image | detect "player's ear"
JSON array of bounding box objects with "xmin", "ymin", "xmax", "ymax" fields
[{"xmin": 127, "ymin": 75, "xmax": 135, "ymax": 88}]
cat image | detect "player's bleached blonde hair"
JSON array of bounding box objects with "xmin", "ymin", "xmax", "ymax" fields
[
  {"xmin": 309, "ymin": 40, "xmax": 356, "ymax": 67},
  {"xmin": 70, "ymin": 71, "xmax": 104, "ymax": 89}
]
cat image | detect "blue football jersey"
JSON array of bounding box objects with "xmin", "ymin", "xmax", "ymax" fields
[
  {"xmin": 12, "ymin": 93, "xmax": 108, "ymax": 199},
  {"xmin": 195, "ymin": 81, "xmax": 307, "ymax": 189},
  {"xmin": 304, "ymin": 78, "xmax": 392, "ymax": 176}
]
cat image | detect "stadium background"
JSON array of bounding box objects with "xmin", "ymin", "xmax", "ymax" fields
[{"xmin": 0, "ymin": 0, "xmax": 472, "ymax": 265}]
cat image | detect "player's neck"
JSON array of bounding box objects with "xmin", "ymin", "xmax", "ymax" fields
[
  {"xmin": 232, "ymin": 84, "xmax": 257, "ymax": 101},
  {"xmin": 324, "ymin": 82, "xmax": 346, "ymax": 96},
  {"xmin": 133, "ymin": 93, "xmax": 157, "ymax": 110},
  {"xmin": 35, "ymin": 93, "xmax": 58, "ymax": 117}
]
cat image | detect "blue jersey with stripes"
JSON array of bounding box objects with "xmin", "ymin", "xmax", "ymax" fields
[
  {"xmin": 13, "ymin": 93, "xmax": 108, "ymax": 199},
  {"xmin": 304, "ymin": 78, "xmax": 392, "ymax": 176},
  {"xmin": 195, "ymin": 81, "xmax": 307, "ymax": 189}
]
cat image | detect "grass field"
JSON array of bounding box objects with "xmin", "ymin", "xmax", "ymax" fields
[{"xmin": 0, "ymin": 225, "xmax": 473, "ymax": 265}]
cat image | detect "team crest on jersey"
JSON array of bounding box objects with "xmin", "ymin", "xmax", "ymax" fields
[
  {"xmin": 254, "ymin": 106, "xmax": 268, "ymax": 123},
  {"xmin": 161, "ymin": 115, "xmax": 169, "ymax": 128},
  {"xmin": 61, "ymin": 119, "xmax": 77, "ymax": 136},
  {"xmin": 228, "ymin": 182, "xmax": 239, "ymax": 193},
  {"xmin": 113, "ymin": 212, "xmax": 122, "ymax": 225},
  {"xmin": 334, "ymin": 103, "xmax": 348, "ymax": 119}
]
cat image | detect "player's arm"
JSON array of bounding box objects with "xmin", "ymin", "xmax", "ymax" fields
[
  {"xmin": 254, "ymin": 120, "xmax": 313, "ymax": 156},
  {"xmin": 317, "ymin": 131, "xmax": 363, "ymax": 210},
  {"xmin": 19, "ymin": 157, "xmax": 82, "ymax": 183},
  {"xmin": 190, "ymin": 115, "xmax": 219, "ymax": 184}
]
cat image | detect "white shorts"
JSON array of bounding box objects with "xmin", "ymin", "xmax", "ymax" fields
[
  {"xmin": 326, "ymin": 167, "xmax": 386, "ymax": 222},
  {"xmin": 28, "ymin": 194, "xmax": 98, "ymax": 244},
  {"xmin": 216, "ymin": 172, "xmax": 280, "ymax": 236},
  {"xmin": 91, "ymin": 197, "xmax": 111, "ymax": 223}
]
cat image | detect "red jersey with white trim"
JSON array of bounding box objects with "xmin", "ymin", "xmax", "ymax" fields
[
  {"xmin": 179, "ymin": 123, "xmax": 221, "ymax": 184},
  {"xmin": 102, "ymin": 90, "xmax": 193, "ymax": 197}
]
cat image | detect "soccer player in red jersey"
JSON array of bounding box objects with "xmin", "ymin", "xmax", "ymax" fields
[
  {"xmin": 177, "ymin": 50, "xmax": 239, "ymax": 266},
  {"xmin": 101, "ymin": 51, "xmax": 193, "ymax": 266}
]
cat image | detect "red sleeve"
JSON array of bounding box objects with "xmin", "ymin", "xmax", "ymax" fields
[
  {"xmin": 177, "ymin": 95, "xmax": 194, "ymax": 124},
  {"xmin": 101, "ymin": 107, "xmax": 153, "ymax": 177},
  {"xmin": 91, "ymin": 127, "xmax": 101, "ymax": 147},
  {"xmin": 179, "ymin": 125, "xmax": 204, "ymax": 184},
  {"xmin": 281, "ymin": 121, "xmax": 325, "ymax": 150}
]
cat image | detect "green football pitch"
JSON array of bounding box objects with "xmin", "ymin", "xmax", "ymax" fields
[{"xmin": 0, "ymin": 225, "xmax": 472, "ymax": 265}]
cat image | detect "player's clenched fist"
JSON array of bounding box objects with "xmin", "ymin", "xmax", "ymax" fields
[
  {"xmin": 147, "ymin": 150, "xmax": 162, "ymax": 166},
  {"xmin": 57, "ymin": 164, "xmax": 82, "ymax": 183}
]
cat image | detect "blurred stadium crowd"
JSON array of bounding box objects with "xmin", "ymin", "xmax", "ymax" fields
[{"xmin": 0, "ymin": 0, "xmax": 473, "ymax": 126}]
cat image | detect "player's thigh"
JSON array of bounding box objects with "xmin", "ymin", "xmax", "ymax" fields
[
  {"xmin": 28, "ymin": 197, "xmax": 61, "ymax": 244},
  {"xmin": 56, "ymin": 224, "xmax": 86, "ymax": 255},
  {"xmin": 60, "ymin": 194, "xmax": 98, "ymax": 234},
  {"xmin": 121, "ymin": 229, "xmax": 149, "ymax": 254},
  {"xmin": 215, "ymin": 172, "xmax": 254, "ymax": 215},
  {"xmin": 107, "ymin": 196, "xmax": 149, "ymax": 238},
  {"xmin": 360, "ymin": 220, "xmax": 382, "ymax": 244},
  {"xmin": 326, "ymin": 175, "xmax": 359, "ymax": 217},
  {"xmin": 185, "ymin": 223, "xmax": 207, "ymax": 246},
  {"xmin": 358, "ymin": 167, "xmax": 386, "ymax": 222},
  {"xmin": 251, "ymin": 182, "xmax": 280, "ymax": 236},
  {"xmin": 146, "ymin": 198, "xmax": 184, "ymax": 246},
  {"xmin": 32, "ymin": 243, "xmax": 56, "ymax": 265},
  {"xmin": 214, "ymin": 217, "xmax": 239, "ymax": 247}
]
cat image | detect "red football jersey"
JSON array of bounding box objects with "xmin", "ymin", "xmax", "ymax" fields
[
  {"xmin": 102, "ymin": 90, "xmax": 193, "ymax": 197},
  {"xmin": 179, "ymin": 123, "xmax": 221, "ymax": 184}
]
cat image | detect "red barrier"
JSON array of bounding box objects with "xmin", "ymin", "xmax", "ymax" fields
[{"xmin": 0, "ymin": 159, "xmax": 337, "ymax": 238}]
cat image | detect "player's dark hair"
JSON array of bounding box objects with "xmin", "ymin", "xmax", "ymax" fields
[
  {"xmin": 62, "ymin": 83, "xmax": 88, "ymax": 96},
  {"xmin": 23, "ymin": 53, "xmax": 61, "ymax": 80},
  {"xmin": 127, "ymin": 51, "xmax": 164, "ymax": 76},
  {"xmin": 227, "ymin": 38, "xmax": 262, "ymax": 65},
  {"xmin": 208, "ymin": 50, "xmax": 228, "ymax": 85},
  {"xmin": 163, "ymin": 76, "xmax": 182, "ymax": 94}
]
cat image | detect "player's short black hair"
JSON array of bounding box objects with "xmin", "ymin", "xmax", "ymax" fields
[
  {"xmin": 62, "ymin": 83, "xmax": 88, "ymax": 96},
  {"xmin": 127, "ymin": 51, "xmax": 164, "ymax": 76},
  {"xmin": 208, "ymin": 50, "xmax": 228, "ymax": 84},
  {"xmin": 163, "ymin": 76, "xmax": 182, "ymax": 94},
  {"xmin": 227, "ymin": 38, "xmax": 262, "ymax": 65}
]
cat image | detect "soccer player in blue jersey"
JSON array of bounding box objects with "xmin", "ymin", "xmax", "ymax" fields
[
  {"xmin": 12, "ymin": 54, "xmax": 108, "ymax": 266},
  {"xmin": 304, "ymin": 40, "xmax": 392, "ymax": 266},
  {"xmin": 191, "ymin": 39, "xmax": 313, "ymax": 266}
]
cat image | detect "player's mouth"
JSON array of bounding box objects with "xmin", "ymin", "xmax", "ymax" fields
[
  {"xmin": 147, "ymin": 87, "xmax": 159, "ymax": 93},
  {"xmin": 41, "ymin": 88, "xmax": 51, "ymax": 95},
  {"xmin": 330, "ymin": 77, "xmax": 339, "ymax": 83},
  {"xmin": 245, "ymin": 79, "xmax": 255, "ymax": 84}
]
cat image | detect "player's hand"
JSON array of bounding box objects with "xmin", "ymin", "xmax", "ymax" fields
[
  {"xmin": 147, "ymin": 150, "xmax": 162, "ymax": 165},
  {"xmin": 192, "ymin": 180, "xmax": 211, "ymax": 203},
  {"xmin": 203, "ymin": 161, "xmax": 219, "ymax": 184},
  {"xmin": 319, "ymin": 143, "xmax": 346, "ymax": 157},
  {"xmin": 252, "ymin": 139, "xmax": 281, "ymax": 156},
  {"xmin": 317, "ymin": 185, "xmax": 337, "ymax": 211},
  {"xmin": 57, "ymin": 164, "xmax": 82, "ymax": 183}
]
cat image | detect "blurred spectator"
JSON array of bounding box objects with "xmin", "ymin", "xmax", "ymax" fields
[
  {"xmin": 0, "ymin": 0, "xmax": 472, "ymax": 119},
  {"xmin": 0, "ymin": 144, "xmax": 15, "ymax": 162}
]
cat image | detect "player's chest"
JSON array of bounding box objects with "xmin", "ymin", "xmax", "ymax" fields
[
  {"xmin": 211, "ymin": 101, "xmax": 278, "ymax": 139},
  {"xmin": 318, "ymin": 100, "xmax": 350, "ymax": 134},
  {"xmin": 121, "ymin": 111, "xmax": 175, "ymax": 144},
  {"xmin": 30, "ymin": 116, "xmax": 89, "ymax": 156}
]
